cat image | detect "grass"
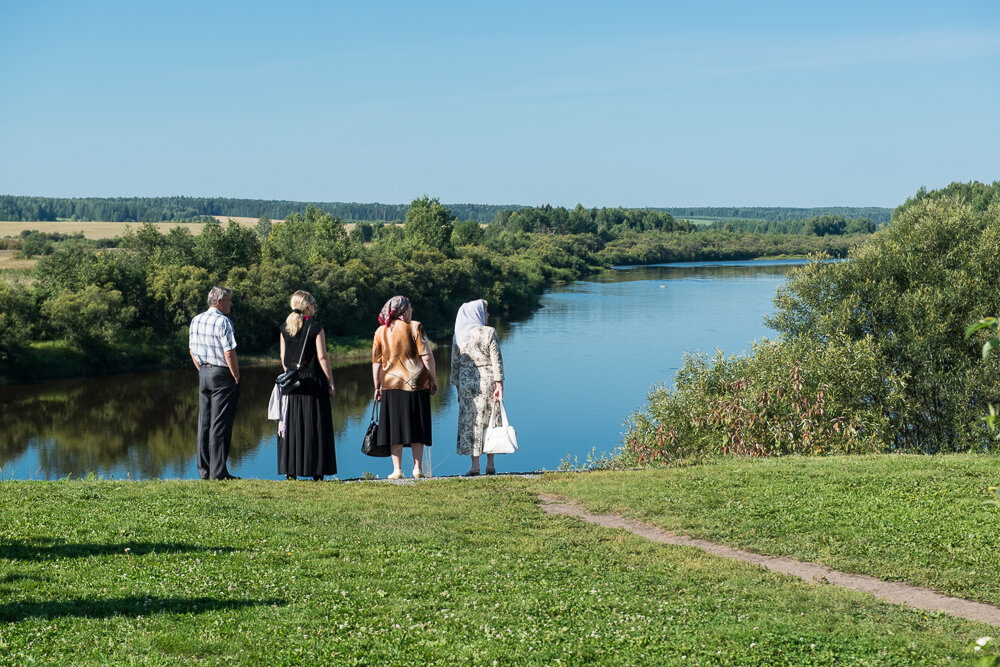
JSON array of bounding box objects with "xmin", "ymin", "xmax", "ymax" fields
[
  {"xmin": 0, "ymin": 249, "xmax": 36, "ymax": 271},
  {"xmin": 538, "ymin": 454, "xmax": 1000, "ymax": 608},
  {"xmin": 0, "ymin": 467, "xmax": 995, "ymax": 665}
]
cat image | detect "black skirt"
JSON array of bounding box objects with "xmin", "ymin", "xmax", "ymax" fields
[
  {"xmin": 378, "ymin": 388, "xmax": 432, "ymax": 447},
  {"xmin": 278, "ymin": 369, "xmax": 337, "ymax": 476}
]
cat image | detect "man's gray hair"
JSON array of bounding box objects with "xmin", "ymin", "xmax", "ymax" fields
[{"xmin": 206, "ymin": 286, "xmax": 232, "ymax": 307}]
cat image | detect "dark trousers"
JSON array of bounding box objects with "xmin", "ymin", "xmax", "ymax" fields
[{"xmin": 197, "ymin": 366, "xmax": 240, "ymax": 479}]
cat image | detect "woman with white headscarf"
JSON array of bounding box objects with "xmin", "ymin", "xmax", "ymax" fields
[{"xmin": 451, "ymin": 299, "xmax": 505, "ymax": 475}]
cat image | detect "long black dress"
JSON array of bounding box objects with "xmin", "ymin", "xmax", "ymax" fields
[{"xmin": 278, "ymin": 320, "xmax": 337, "ymax": 477}]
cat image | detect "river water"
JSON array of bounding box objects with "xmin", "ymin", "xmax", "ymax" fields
[{"xmin": 0, "ymin": 260, "xmax": 806, "ymax": 480}]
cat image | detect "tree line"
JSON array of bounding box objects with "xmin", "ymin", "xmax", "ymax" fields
[
  {"xmin": 666, "ymin": 206, "xmax": 892, "ymax": 223},
  {"xmin": 0, "ymin": 196, "xmax": 516, "ymax": 224},
  {"xmin": 0, "ymin": 196, "xmax": 866, "ymax": 383},
  {"xmin": 704, "ymin": 214, "xmax": 877, "ymax": 236},
  {"xmin": 0, "ymin": 194, "xmax": 893, "ymax": 226}
]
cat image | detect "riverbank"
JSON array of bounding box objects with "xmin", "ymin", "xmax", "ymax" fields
[
  {"xmin": 0, "ymin": 335, "xmax": 375, "ymax": 386},
  {"xmin": 1, "ymin": 223, "xmax": 867, "ymax": 386},
  {"xmin": 2, "ymin": 454, "xmax": 996, "ymax": 664}
]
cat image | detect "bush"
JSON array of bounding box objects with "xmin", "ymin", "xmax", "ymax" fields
[
  {"xmin": 769, "ymin": 198, "xmax": 1000, "ymax": 451},
  {"xmin": 41, "ymin": 286, "xmax": 136, "ymax": 355},
  {"xmin": 18, "ymin": 231, "xmax": 53, "ymax": 258},
  {"xmin": 621, "ymin": 336, "xmax": 906, "ymax": 465},
  {"xmin": 146, "ymin": 263, "xmax": 213, "ymax": 331},
  {"xmin": 0, "ymin": 284, "xmax": 35, "ymax": 364}
]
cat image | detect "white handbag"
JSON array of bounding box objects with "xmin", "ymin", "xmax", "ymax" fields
[{"xmin": 483, "ymin": 399, "xmax": 518, "ymax": 454}]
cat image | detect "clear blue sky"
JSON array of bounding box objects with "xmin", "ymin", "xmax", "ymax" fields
[{"xmin": 2, "ymin": 0, "xmax": 998, "ymax": 208}]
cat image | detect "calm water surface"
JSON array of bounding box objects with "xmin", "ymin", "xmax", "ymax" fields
[{"xmin": 0, "ymin": 260, "xmax": 805, "ymax": 480}]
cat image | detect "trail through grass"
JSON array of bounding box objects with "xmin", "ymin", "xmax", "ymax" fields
[{"xmin": 539, "ymin": 454, "xmax": 1000, "ymax": 608}]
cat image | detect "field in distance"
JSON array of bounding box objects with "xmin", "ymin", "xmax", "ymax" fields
[{"xmin": 0, "ymin": 216, "xmax": 289, "ymax": 240}]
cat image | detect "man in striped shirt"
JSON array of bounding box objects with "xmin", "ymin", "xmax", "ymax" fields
[{"xmin": 189, "ymin": 286, "xmax": 241, "ymax": 480}]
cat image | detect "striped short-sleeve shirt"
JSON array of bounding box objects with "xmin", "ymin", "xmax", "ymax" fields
[{"xmin": 189, "ymin": 307, "xmax": 237, "ymax": 367}]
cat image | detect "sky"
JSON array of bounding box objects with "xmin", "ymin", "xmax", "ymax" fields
[{"xmin": 2, "ymin": 0, "xmax": 998, "ymax": 208}]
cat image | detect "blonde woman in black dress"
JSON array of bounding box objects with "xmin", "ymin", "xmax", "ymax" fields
[
  {"xmin": 278, "ymin": 290, "xmax": 337, "ymax": 480},
  {"xmin": 451, "ymin": 299, "xmax": 504, "ymax": 476}
]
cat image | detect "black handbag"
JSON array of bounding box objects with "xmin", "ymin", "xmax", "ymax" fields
[
  {"xmin": 275, "ymin": 323, "xmax": 312, "ymax": 393},
  {"xmin": 362, "ymin": 401, "xmax": 390, "ymax": 457}
]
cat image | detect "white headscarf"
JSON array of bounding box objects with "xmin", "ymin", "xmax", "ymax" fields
[{"xmin": 453, "ymin": 299, "xmax": 487, "ymax": 351}]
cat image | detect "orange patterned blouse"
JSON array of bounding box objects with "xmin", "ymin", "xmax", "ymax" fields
[{"xmin": 372, "ymin": 320, "xmax": 432, "ymax": 391}]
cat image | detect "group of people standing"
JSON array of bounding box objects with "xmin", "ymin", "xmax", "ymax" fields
[{"xmin": 188, "ymin": 287, "xmax": 506, "ymax": 481}]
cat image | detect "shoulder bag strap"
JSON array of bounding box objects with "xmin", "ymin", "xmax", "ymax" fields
[{"xmin": 294, "ymin": 322, "xmax": 312, "ymax": 369}]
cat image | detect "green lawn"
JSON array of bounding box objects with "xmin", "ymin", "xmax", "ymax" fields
[
  {"xmin": 0, "ymin": 460, "xmax": 996, "ymax": 665},
  {"xmin": 539, "ymin": 454, "xmax": 1000, "ymax": 607}
]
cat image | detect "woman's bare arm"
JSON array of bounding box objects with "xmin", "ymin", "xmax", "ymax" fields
[
  {"xmin": 420, "ymin": 353, "xmax": 439, "ymax": 395},
  {"xmin": 315, "ymin": 328, "xmax": 335, "ymax": 395}
]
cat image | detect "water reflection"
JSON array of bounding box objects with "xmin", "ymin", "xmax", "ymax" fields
[
  {"xmin": 0, "ymin": 260, "xmax": 806, "ymax": 480},
  {"xmin": 0, "ymin": 355, "xmax": 453, "ymax": 480}
]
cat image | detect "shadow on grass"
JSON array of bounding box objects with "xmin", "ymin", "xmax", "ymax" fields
[
  {"xmin": 0, "ymin": 538, "xmax": 237, "ymax": 561},
  {"xmin": 0, "ymin": 573, "xmax": 47, "ymax": 584},
  {"xmin": 1, "ymin": 596, "xmax": 285, "ymax": 623}
]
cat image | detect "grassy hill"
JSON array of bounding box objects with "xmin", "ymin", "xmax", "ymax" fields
[{"xmin": 2, "ymin": 454, "xmax": 997, "ymax": 664}]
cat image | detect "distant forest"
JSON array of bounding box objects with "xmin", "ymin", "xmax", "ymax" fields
[
  {"xmin": 0, "ymin": 195, "xmax": 892, "ymax": 225},
  {"xmin": 666, "ymin": 206, "xmax": 892, "ymax": 224},
  {"xmin": 0, "ymin": 196, "xmax": 514, "ymax": 223}
]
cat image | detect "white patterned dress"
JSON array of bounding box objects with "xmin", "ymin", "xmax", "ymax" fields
[{"xmin": 452, "ymin": 326, "xmax": 505, "ymax": 456}]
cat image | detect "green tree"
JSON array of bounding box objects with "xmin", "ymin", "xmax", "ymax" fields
[
  {"xmin": 0, "ymin": 284, "xmax": 35, "ymax": 365},
  {"xmin": 567, "ymin": 204, "xmax": 597, "ymax": 234},
  {"xmin": 350, "ymin": 222, "xmax": 374, "ymax": 245},
  {"xmin": 769, "ymin": 197, "xmax": 1000, "ymax": 451},
  {"xmin": 404, "ymin": 196, "xmax": 454, "ymax": 255},
  {"xmin": 195, "ymin": 219, "xmax": 262, "ymax": 277},
  {"xmin": 845, "ymin": 217, "xmax": 875, "ymax": 234},
  {"xmin": 161, "ymin": 226, "xmax": 197, "ymax": 265},
  {"xmin": 33, "ymin": 241, "xmax": 99, "ymax": 299},
  {"xmin": 451, "ymin": 220, "xmax": 484, "ymax": 246},
  {"xmin": 41, "ymin": 286, "xmax": 136, "ymax": 354},
  {"xmin": 256, "ymin": 215, "xmax": 272, "ymax": 240},
  {"xmin": 119, "ymin": 222, "xmax": 166, "ymax": 260},
  {"xmin": 18, "ymin": 231, "xmax": 53, "ymax": 258},
  {"xmin": 803, "ymin": 214, "xmax": 847, "ymax": 236},
  {"xmin": 310, "ymin": 208, "xmax": 353, "ymax": 264},
  {"xmin": 147, "ymin": 264, "xmax": 213, "ymax": 331}
]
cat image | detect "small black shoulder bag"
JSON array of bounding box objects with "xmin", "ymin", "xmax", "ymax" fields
[{"xmin": 275, "ymin": 323, "xmax": 312, "ymax": 392}]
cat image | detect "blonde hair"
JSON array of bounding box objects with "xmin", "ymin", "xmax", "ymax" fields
[{"xmin": 284, "ymin": 290, "xmax": 316, "ymax": 336}]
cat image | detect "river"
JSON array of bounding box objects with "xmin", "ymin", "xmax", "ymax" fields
[{"xmin": 0, "ymin": 260, "xmax": 806, "ymax": 480}]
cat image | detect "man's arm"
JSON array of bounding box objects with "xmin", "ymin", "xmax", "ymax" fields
[
  {"xmin": 224, "ymin": 349, "xmax": 239, "ymax": 384},
  {"xmin": 189, "ymin": 349, "xmax": 201, "ymax": 371}
]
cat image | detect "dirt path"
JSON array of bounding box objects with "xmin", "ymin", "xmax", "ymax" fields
[{"xmin": 537, "ymin": 493, "xmax": 1000, "ymax": 627}]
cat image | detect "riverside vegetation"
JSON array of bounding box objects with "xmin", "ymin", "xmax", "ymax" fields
[
  {"xmin": 0, "ymin": 196, "xmax": 865, "ymax": 383},
  {"xmin": 620, "ymin": 181, "xmax": 1000, "ymax": 463}
]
